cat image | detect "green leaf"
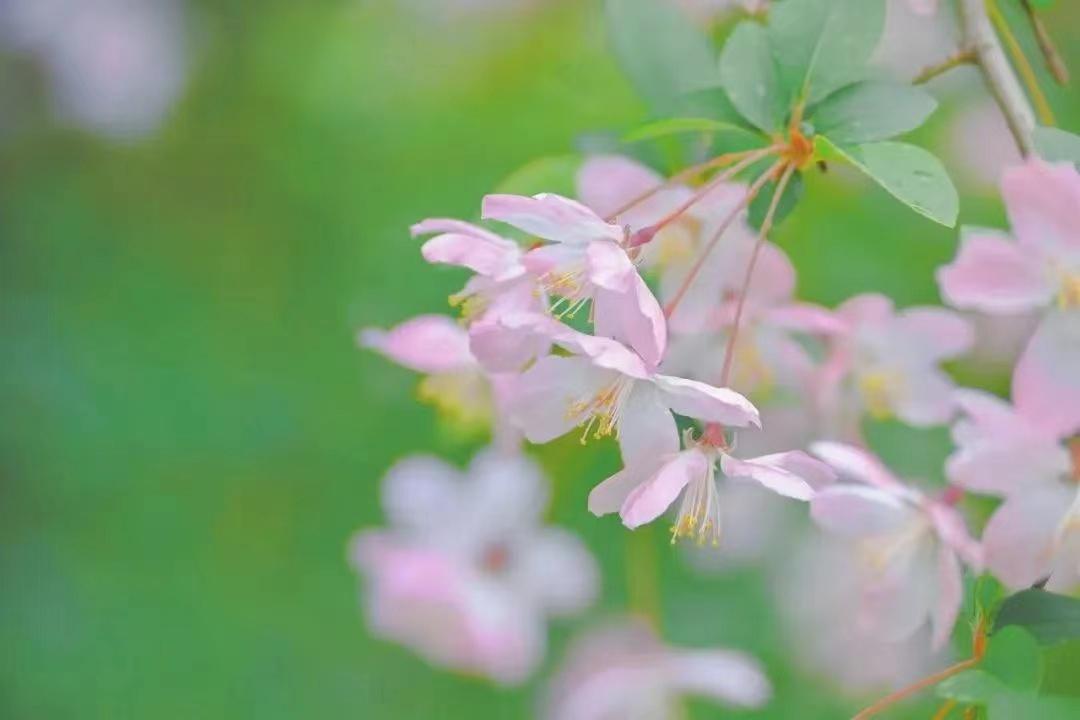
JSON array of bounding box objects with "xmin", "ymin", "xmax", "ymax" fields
[
  {"xmin": 938, "ymin": 670, "xmax": 1002, "ymax": 704},
  {"xmin": 810, "ymin": 80, "xmax": 938, "ymax": 144},
  {"xmin": 938, "ymin": 670, "xmax": 1080, "ymax": 720},
  {"xmin": 748, "ymin": 170, "xmax": 804, "ymax": 230},
  {"xmin": 815, "ymin": 136, "xmax": 959, "ymax": 227},
  {"xmin": 494, "ymin": 154, "xmax": 582, "ymax": 197},
  {"xmin": 996, "ymin": 590, "xmax": 1080, "ymax": 646},
  {"xmin": 606, "ymin": 0, "xmax": 719, "ymax": 114},
  {"xmin": 983, "ymin": 626, "xmax": 1042, "ymax": 692},
  {"xmin": 768, "ymin": 0, "xmax": 887, "ymax": 105},
  {"xmin": 1032, "ymin": 126, "xmax": 1080, "ymax": 166},
  {"xmin": 719, "ymin": 21, "xmax": 785, "ymax": 133},
  {"xmin": 623, "ymin": 117, "xmax": 761, "ymax": 144}
]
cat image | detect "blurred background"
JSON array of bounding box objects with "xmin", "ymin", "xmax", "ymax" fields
[{"xmin": 2, "ymin": 0, "xmax": 1079, "ymax": 717}]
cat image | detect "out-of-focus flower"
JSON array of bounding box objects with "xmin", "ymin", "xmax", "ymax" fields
[
  {"xmin": 591, "ymin": 428, "xmax": 833, "ymax": 545},
  {"xmin": 948, "ymin": 389, "xmax": 1080, "ymax": 591},
  {"xmin": 483, "ymin": 192, "xmax": 667, "ymax": 367},
  {"xmin": 360, "ymin": 314, "xmax": 496, "ymax": 430},
  {"xmin": 775, "ymin": 533, "xmax": 947, "ymax": 694},
  {"xmin": 542, "ymin": 619, "xmax": 771, "ymax": 719},
  {"xmin": 0, "ymin": 0, "xmax": 188, "ymax": 140},
  {"xmin": 817, "ymin": 294, "xmax": 973, "ymax": 435},
  {"xmin": 350, "ymin": 448, "xmax": 598, "ymax": 685},
  {"xmin": 937, "ymin": 160, "xmax": 1080, "ymax": 437},
  {"xmin": 872, "ymin": 0, "xmax": 956, "ymax": 83},
  {"xmin": 505, "ymin": 318, "xmax": 760, "ymax": 447},
  {"xmin": 947, "ymin": 100, "xmax": 1023, "ymax": 193},
  {"xmin": 810, "ymin": 442, "xmax": 982, "ymax": 650}
]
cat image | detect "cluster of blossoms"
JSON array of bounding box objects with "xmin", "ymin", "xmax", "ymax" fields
[{"xmin": 351, "ymin": 141, "xmax": 1080, "ymax": 706}]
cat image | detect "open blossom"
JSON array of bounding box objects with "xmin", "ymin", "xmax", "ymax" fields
[
  {"xmin": 360, "ymin": 314, "xmax": 498, "ymax": 429},
  {"xmin": 350, "ymin": 448, "xmax": 598, "ymax": 685},
  {"xmin": 947, "ymin": 389, "xmax": 1080, "ymax": 591},
  {"xmin": 591, "ymin": 427, "xmax": 834, "ymax": 544},
  {"xmin": 937, "ymin": 160, "xmax": 1080, "ymax": 437},
  {"xmin": 505, "ymin": 318, "xmax": 760, "ymax": 450},
  {"xmin": 810, "ymin": 442, "xmax": 982, "ymax": 650},
  {"xmin": 543, "ymin": 619, "xmax": 770, "ymax": 720},
  {"xmin": 817, "ymin": 294, "xmax": 974, "ymax": 434},
  {"xmin": 482, "ymin": 192, "xmax": 667, "ymax": 367}
]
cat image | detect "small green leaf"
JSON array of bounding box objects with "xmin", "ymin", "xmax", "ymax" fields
[
  {"xmin": 748, "ymin": 170, "xmax": 803, "ymax": 230},
  {"xmin": 494, "ymin": 155, "xmax": 582, "ymax": 197},
  {"xmin": 815, "ymin": 136, "xmax": 959, "ymax": 227},
  {"xmin": 719, "ymin": 21, "xmax": 785, "ymax": 133},
  {"xmin": 768, "ymin": 0, "xmax": 887, "ymax": 104},
  {"xmin": 623, "ymin": 117, "xmax": 761, "ymax": 144},
  {"xmin": 1032, "ymin": 126, "xmax": 1080, "ymax": 166},
  {"xmin": 983, "ymin": 626, "xmax": 1042, "ymax": 692},
  {"xmin": 810, "ymin": 80, "xmax": 938, "ymax": 144},
  {"xmin": 938, "ymin": 669, "xmax": 1002, "ymax": 704},
  {"xmin": 606, "ymin": 0, "xmax": 719, "ymax": 114},
  {"xmin": 996, "ymin": 590, "xmax": 1080, "ymax": 646}
]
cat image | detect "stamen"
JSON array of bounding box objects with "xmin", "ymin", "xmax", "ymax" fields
[
  {"xmin": 858, "ymin": 371, "xmax": 897, "ymax": 421},
  {"xmin": 1058, "ymin": 271, "xmax": 1080, "ymax": 310},
  {"xmin": 857, "ymin": 515, "xmax": 929, "ymax": 573},
  {"xmin": 565, "ymin": 377, "xmax": 633, "ymax": 445},
  {"xmin": 670, "ymin": 457, "xmax": 722, "ymax": 546}
]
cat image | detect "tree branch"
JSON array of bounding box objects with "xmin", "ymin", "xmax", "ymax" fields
[{"xmin": 957, "ymin": 0, "xmax": 1037, "ymax": 156}]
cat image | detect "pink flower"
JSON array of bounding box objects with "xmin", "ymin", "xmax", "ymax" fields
[
  {"xmin": 947, "ymin": 389, "xmax": 1080, "ymax": 591},
  {"xmin": 350, "ymin": 448, "xmax": 598, "ymax": 685},
  {"xmin": 937, "ymin": 160, "xmax": 1080, "ymax": 436},
  {"xmin": 543, "ymin": 619, "xmax": 771, "ymax": 720},
  {"xmin": 591, "ymin": 430, "xmax": 834, "ymax": 545},
  {"xmin": 483, "ymin": 192, "xmax": 667, "ymax": 367},
  {"xmin": 504, "ymin": 319, "xmax": 760, "ymax": 449},
  {"xmin": 817, "ymin": 294, "xmax": 973, "ymax": 432},
  {"xmin": 360, "ymin": 315, "xmax": 496, "ymax": 429},
  {"xmin": 810, "ymin": 442, "xmax": 982, "ymax": 650}
]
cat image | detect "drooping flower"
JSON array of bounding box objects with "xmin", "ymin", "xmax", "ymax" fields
[
  {"xmin": 591, "ymin": 427, "xmax": 834, "ymax": 545},
  {"xmin": 349, "ymin": 448, "xmax": 598, "ymax": 685},
  {"xmin": 817, "ymin": 294, "xmax": 974, "ymax": 434},
  {"xmin": 504, "ymin": 318, "xmax": 760, "ymax": 451},
  {"xmin": 809, "ymin": 442, "xmax": 982, "ymax": 650},
  {"xmin": 482, "ymin": 192, "xmax": 666, "ymax": 366},
  {"xmin": 937, "ymin": 160, "xmax": 1080, "ymax": 436},
  {"xmin": 542, "ymin": 618, "xmax": 771, "ymax": 720},
  {"xmin": 947, "ymin": 389, "xmax": 1080, "ymax": 591},
  {"xmin": 360, "ymin": 314, "xmax": 497, "ymax": 430}
]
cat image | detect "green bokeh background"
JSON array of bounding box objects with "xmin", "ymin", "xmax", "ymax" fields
[{"xmin": 2, "ymin": 1, "xmax": 1079, "ymax": 717}]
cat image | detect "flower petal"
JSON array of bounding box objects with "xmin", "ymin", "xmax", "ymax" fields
[
  {"xmin": 720, "ymin": 453, "xmax": 818, "ymax": 501},
  {"xmin": 620, "ymin": 449, "xmax": 709, "ymax": 529},
  {"xmin": 465, "ymin": 448, "xmax": 549, "ymax": 535},
  {"xmin": 983, "ymin": 484, "xmax": 1074, "ymax": 590},
  {"xmin": 891, "ymin": 366, "xmax": 959, "ymax": 427},
  {"xmin": 666, "ymin": 650, "xmax": 772, "ymax": 709},
  {"xmin": 809, "ymin": 442, "xmax": 907, "ymax": 493},
  {"xmin": 652, "ymin": 374, "xmax": 760, "ymax": 427},
  {"xmin": 360, "ymin": 315, "xmax": 474, "ymax": 373},
  {"xmin": 936, "ymin": 229, "xmax": 1054, "ymax": 313},
  {"xmin": 468, "ymin": 313, "xmax": 551, "ymax": 373},
  {"xmin": 593, "ymin": 275, "xmax": 667, "ymax": 370},
  {"xmin": 576, "ymin": 154, "xmax": 688, "ymax": 228},
  {"xmin": 505, "ymin": 355, "xmax": 613, "ymax": 444},
  {"xmin": 1014, "ymin": 310, "xmax": 1080, "ymax": 438},
  {"xmin": 810, "ymin": 485, "xmax": 915, "ymax": 536},
  {"xmin": 380, "ymin": 455, "xmax": 463, "ymax": 535},
  {"xmin": 482, "ymin": 193, "xmax": 623, "ymax": 245},
  {"xmin": 1002, "ymin": 159, "xmax": 1080, "ymax": 255},
  {"xmin": 930, "ymin": 545, "xmax": 963, "ymax": 651},
  {"xmin": 616, "ymin": 383, "xmax": 680, "ymax": 467},
  {"xmin": 509, "ymin": 528, "xmax": 599, "ymax": 617},
  {"xmin": 894, "ymin": 307, "xmax": 974, "ymax": 360},
  {"xmin": 415, "ymin": 219, "xmax": 523, "ymax": 279},
  {"xmin": 585, "ymin": 239, "xmax": 636, "ymax": 293}
]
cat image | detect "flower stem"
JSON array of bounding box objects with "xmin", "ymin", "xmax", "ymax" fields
[
  {"xmin": 932, "ymin": 699, "xmax": 958, "ymax": 720},
  {"xmin": 850, "ymin": 657, "xmax": 978, "ymax": 720},
  {"xmin": 1019, "ymin": 0, "xmax": 1069, "ymax": 85},
  {"xmin": 663, "ymin": 159, "xmax": 783, "ymax": 320},
  {"xmin": 986, "ymin": 0, "xmax": 1056, "ymax": 127},
  {"xmin": 913, "ymin": 48, "xmax": 977, "ymax": 85},
  {"xmin": 718, "ymin": 162, "xmax": 796, "ymax": 388},
  {"xmin": 606, "ymin": 147, "xmax": 772, "ymax": 223}
]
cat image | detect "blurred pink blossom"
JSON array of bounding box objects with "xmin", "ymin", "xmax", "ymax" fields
[
  {"xmin": 543, "ymin": 619, "xmax": 770, "ymax": 719},
  {"xmin": 948, "ymin": 389, "xmax": 1080, "ymax": 591},
  {"xmin": 810, "ymin": 442, "xmax": 982, "ymax": 650},
  {"xmin": 350, "ymin": 448, "xmax": 598, "ymax": 684},
  {"xmin": 817, "ymin": 294, "xmax": 973, "ymax": 436},
  {"xmin": 947, "ymin": 100, "xmax": 1023, "ymax": 192},
  {"xmin": 1, "ymin": 0, "xmax": 189, "ymax": 139}
]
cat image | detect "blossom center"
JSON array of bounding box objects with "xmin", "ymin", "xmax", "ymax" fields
[
  {"xmin": 417, "ymin": 371, "xmax": 491, "ymax": 428},
  {"xmin": 541, "ymin": 264, "xmax": 591, "ymax": 319},
  {"xmin": 566, "ymin": 376, "xmax": 634, "ymax": 444},
  {"xmin": 857, "ymin": 513, "xmax": 929, "ymax": 574},
  {"xmin": 1057, "ymin": 271, "xmax": 1080, "ymax": 310},
  {"xmin": 671, "ymin": 453, "xmax": 722, "ymax": 546},
  {"xmin": 857, "ymin": 370, "xmax": 897, "ymax": 420}
]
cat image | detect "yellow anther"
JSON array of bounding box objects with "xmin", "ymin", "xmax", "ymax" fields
[
  {"xmin": 858, "ymin": 371, "xmax": 895, "ymax": 421},
  {"xmin": 1058, "ymin": 273, "xmax": 1080, "ymax": 310}
]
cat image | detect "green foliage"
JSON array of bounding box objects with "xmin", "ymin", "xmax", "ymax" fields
[
  {"xmin": 815, "ymin": 136, "xmax": 959, "ymax": 227},
  {"xmin": 605, "ymin": 0, "xmax": 718, "ymax": 115},
  {"xmin": 996, "ymin": 590, "xmax": 1080, "ymax": 646},
  {"xmin": 719, "ymin": 21, "xmax": 785, "ymax": 132},
  {"xmin": 622, "ymin": 117, "xmax": 760, "ymax": 144},
  {"xmin": 810, "ymin": 80, "xmax": 938, "ymax": 144},
  {"xmin": 1033, "ymin": 126, "xmax": 1080, "ymax": 165},
  {"xmin": 767, "ymin": 0, "xmax": 887, "ymax": 105},
  {"xmin": 493, "ymin": 154, "xmax": 583, "ymax": 197}
]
